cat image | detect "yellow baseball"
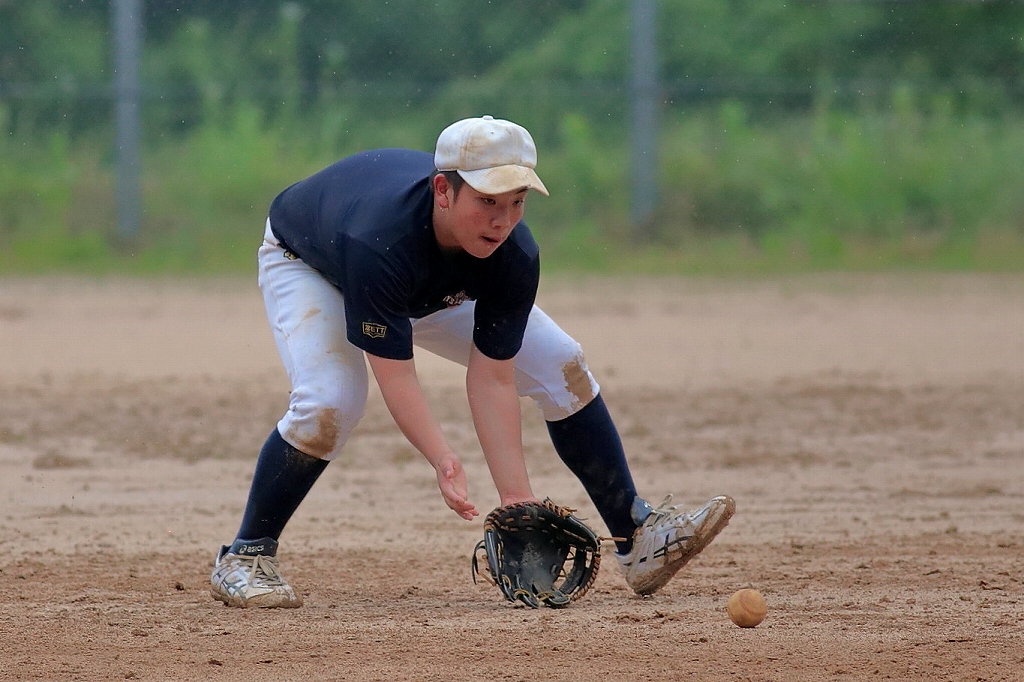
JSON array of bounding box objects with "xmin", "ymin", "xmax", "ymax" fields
[{"xmin": 727, "ymin": 588, "xmax": 767, "ymax": 628}]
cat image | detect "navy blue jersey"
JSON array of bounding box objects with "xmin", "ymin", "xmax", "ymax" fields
[{"xmin": 268, "ymin": 148, "xmax": 540, "ymax": 361}]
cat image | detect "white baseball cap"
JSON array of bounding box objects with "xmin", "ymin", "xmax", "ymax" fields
[{"xmin": 434, "ymin": 115, "xmax": 549, "ymax": 196}]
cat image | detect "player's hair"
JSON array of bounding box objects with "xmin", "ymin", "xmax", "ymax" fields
[{"xmin": 432, "ymin": 169, "xmax": 466, "ymax": 198}]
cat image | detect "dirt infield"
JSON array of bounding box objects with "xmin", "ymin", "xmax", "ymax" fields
[{"xmin": 1, "ymin": 274, "xmax": 1022, "ymax": 681}]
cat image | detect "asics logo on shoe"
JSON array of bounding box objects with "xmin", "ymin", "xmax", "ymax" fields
[
  {"xmin": 238, "ymin": 543, "xmax": 267, "ymax": 555},
  {"xmin": 616, "ymin": 495, "xmax": 735, "ymax": 596},
  {"xmin": 212, "ymin": 544, "xmax": 301, "ymax": 608},
  {"xmin": 628, "ymin": 533, "xmax": 691, "ymax": 566},
  {"xmin": 223, "ymin": 576, "xmax": 247, "ymax": 596},
  {"xmin": 654, "ymin": 534, "xmax": 693, "ymax": 558}
]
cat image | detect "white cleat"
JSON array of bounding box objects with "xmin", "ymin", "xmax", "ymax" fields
[
  {"xmin": 616, "ymin": 495, "xmax": 736, "ymax": 596},
  {"xmin": 210, "ymin": 538, "xmax": 302, "ymax": 608}
]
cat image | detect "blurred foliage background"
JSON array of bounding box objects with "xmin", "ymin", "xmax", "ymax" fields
[{"xmin": 2, "ymin": 0, "xmax": 1024, "ymax": 274}]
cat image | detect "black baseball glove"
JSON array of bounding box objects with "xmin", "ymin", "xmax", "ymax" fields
[{"xmin": 471, "ymin": 499, "xmax": 601, "ymax": 608}]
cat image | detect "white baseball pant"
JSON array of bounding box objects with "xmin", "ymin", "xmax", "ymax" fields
[{"xmin": 258, "ymin": 220, "xmax": 600, "ymax": 460}]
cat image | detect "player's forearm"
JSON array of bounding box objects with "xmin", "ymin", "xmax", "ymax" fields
[
  {"xmin": 367, "ymin": 354, "xmax": 454, "ymax": 468},
  {"xmin": 466, "ymin": 350, "xmax": 534, "ymax": 504}
]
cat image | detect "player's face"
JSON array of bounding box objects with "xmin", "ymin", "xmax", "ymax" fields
[{"xmin": 443, "ymin": 184, "xmax": 528, "ymax": 258}]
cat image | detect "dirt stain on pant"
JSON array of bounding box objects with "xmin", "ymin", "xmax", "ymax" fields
[
  {"xmin": 289, "ymin": 407, "xmax": 340, "ymax": 459},
  {"xmin": 562, "ymin": 354, "xmax": 596, "ymax": 413}
]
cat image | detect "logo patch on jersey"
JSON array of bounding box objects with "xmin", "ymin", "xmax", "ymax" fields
[
  {"xmin": 362, "ymin": 322, "xmax": 388, "ymax": 339},
  {"xmin": 443, "ymin": 290, "xmax": 470, "ymax": 307}
]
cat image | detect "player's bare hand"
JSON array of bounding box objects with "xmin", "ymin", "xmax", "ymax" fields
[{"xmin": 435, "ymin": 458, "xmax": 478, "ymax": 520}]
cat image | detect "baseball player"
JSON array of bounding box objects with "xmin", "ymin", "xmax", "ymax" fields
[{"xmin": 211, "ymin": 115, "xmax": 735, "ymax": 607}]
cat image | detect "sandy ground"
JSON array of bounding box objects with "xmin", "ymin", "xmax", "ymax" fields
[{"xmin": 0, "ymin": 273, "xmax": 1022, "ymax": 681}]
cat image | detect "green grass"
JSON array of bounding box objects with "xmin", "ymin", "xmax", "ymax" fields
[
  {"xmin": 538, "ymin": 229, "xmax": 1024, "ymax": 276},
  {"xmin": 2, "ymin": 99, "xmax": 1023, "ymax": 277}
]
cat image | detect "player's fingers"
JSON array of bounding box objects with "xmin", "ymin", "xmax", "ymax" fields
[
  {"xmin": 438, "ymin": 477, "xmax": 477, "ymax": 518},
  {"xmin": 447, "ymin": 496, "xmax": 477, "ymax": 520},
  {"xmin": 440, "ymin": 468, "xmax": 470, "ymax": 500},
  {"xmin": 439, "ymin": 471, "xmax": 460, "ymax": 496},
  {"xmin": 445, "ymin": 489, "xmax": 475, "ymax": 513},
  {"xmin": 435, "ymin": 460, "xmax": 478, "ymax": 519}
]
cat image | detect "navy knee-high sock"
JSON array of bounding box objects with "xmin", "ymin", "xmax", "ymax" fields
[
  {"xmin": 235, "ymin": 428, "xmax": 329, "ymax": 545},
  {"xmin": 546, "ymin": 394, "xmax": 639, "ymax": 554}
]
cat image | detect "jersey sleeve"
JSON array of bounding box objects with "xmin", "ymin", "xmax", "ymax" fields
[
  {"xmin": 472, "ymin": 251, "xmax": 540, "ymax": 360},
  {"xmin": 340, "ymin": 240, "xmax": 415, "ymax": 360}
]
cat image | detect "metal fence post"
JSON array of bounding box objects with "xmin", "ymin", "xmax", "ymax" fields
[
  {"xmin": 630, "ymin": 0, "xmax": 659, "ymax": 237},
  {"xmin": 112, "ymin": 0, "xmax": 143, "ymax": 245}
]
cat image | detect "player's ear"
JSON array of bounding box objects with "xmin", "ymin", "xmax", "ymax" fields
[{"xmin": 433, "ymin": 173, "xmax": 452, "ymax": 209}]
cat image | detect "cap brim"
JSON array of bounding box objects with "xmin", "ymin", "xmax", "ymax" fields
[{"xmin": 458, "ymin": 166, "xmax": 549, "ymax": 196}]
